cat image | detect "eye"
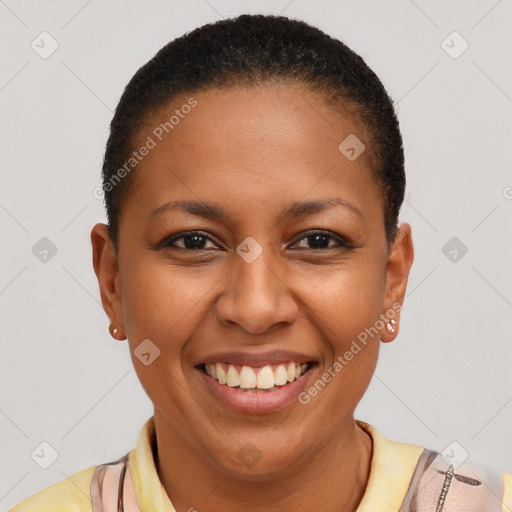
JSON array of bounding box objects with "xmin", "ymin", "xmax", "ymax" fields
[
  {"xmin": 158, "ymin": 231, "xmax": 219, "ymax": 251},
  {"xmin": 291, "ymin": 230, "xmax": 354, "ymax": 250},
  {"xmin": 156, "ymin": 229, "xmax": 354, "ymax": 252}
]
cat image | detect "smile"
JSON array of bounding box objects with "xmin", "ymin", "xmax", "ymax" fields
[
  {"xmin": 202, "ymin": 362, "xmax": 311, "ymax": 392},
  {"xmin": 196, "ymin": 359, "xmax": 318, "ymax": 413}
]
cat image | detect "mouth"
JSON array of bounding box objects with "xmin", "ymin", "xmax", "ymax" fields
[
  {"xmin": 195, "ymin": 359, "xmax": 318, "ymax": 413},
  {"xmin": 199, "ymin": 361, "xmax": 313, "ymax": 392}
]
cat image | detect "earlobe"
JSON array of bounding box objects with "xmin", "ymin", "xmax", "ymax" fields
[
  {"xmin": 91, "ymin": 223, "xmax": 125, "ymax": 335},
  {"xmin": 108, "ymin": 322, "xmax": 127, "ymax": 341}
]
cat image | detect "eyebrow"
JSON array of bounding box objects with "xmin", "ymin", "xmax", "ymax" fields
[{"xmin": 148, "ymin": 197, "xmax": 363, "ymax": 221}]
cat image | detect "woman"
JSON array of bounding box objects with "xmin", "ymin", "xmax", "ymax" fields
[{"xmin": 10, "ymin": 13, "xmax": 511, "ymax": 512}]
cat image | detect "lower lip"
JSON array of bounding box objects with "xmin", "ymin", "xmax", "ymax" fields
[{"xmin": 196, "ymin": 365, "xmax": 317, "ymax": 414}]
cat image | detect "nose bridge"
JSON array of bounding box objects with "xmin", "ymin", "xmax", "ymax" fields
[
  {"xmin": 215, "ymin": 238, "xmax": 298, "ymax": 334},
  {"xmin": 236, "ymin": 243, "xmax": 280, "ymax": 299}
]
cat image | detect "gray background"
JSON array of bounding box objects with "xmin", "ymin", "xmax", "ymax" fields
[{"xmin": 1, "ymin": 0, "xmax": 511, "ymax": 509}]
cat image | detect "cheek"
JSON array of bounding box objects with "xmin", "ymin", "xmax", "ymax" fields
[
  {"xmin": 118, "ymin": 259, "xmax": 215, "ymax": 416},
  {"xmin": 295, "ymin": 258, "xmax": 386, "ymax": 349},
  {"xmin": 119, "ymin": 258, "xmax": 216, "ymax": 353}
]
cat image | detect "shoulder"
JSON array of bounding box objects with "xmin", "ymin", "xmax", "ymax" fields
[
  {"xmin": 357, "ymin": 421, "xmax": 512, "ymax": 511},
  {"xmin": 9, "ymin": 465, "xmax": 97, "ymax": 512},
  {"xmin": 400, "ymin": 448, "xmax": 512, "ymax": 511}
]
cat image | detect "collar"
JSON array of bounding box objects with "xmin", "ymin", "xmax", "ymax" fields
[
  {"xmin": 128, "ymin": 416, "xmax": 424, "ymax": 512},
  {"xmin": 129, "ymin": 416, "xmax": 176, "ymax": 510},
  {"xmin": 355, "ymin": 420, "xmax": 424, "ymax": 511}
]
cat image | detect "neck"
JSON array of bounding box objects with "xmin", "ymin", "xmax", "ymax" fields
[{"xmin": 153, "ymin": 409, "xmax": 373, "ymax": 512}]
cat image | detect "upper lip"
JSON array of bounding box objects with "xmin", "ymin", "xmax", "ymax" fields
[{"xmin": 195, "ymin": 349, "xmax": 317, "ymax": 367}]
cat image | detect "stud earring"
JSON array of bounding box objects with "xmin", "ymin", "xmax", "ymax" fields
[
  {"xmin": 386, "ymin": 319, "xmax": 397, "ymax": 333},
  {"xmin": 109, "ymin": 323, "xmax": 125, "ymax": 341}
]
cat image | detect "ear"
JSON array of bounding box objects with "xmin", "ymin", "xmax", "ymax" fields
[
  {"xmin": 380, "ymin": 223, "xmax": 414, "ymax": 343},
  {"xmin": 91, "ymin": 223, "xmax": 126, "ymax": 339}
]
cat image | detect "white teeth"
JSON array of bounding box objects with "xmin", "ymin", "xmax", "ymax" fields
[
  {"xmin": 239, "ymin": 366, "xmax": 257, "ymax": 388},
  {"xmin": 216, "ymin": 362, "xmax": 227, "ymax": 384},
  {"xmin": 274, "ymin": 364, "xmax": 288, "ymax": 385},
  {"xmin": 204, "ymin": 361, "xmax": 309, "ymax": 390},
  {"xmin": 226, "ymin": 365, "xmax": 240, "ymax": 387},
  {"xmin": 286, "ymin": 362, "xmax": 295, "ymax": 382},
  {"xmin": 256, "ymin": 366, "xmax": 274, "ymax": 389}
]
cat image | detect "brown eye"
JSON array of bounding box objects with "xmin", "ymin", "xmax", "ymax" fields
[
  {"xmin": 158, "ymin": 231, "xmax": 219, "ymax": 251},
  {"xmin": 292, "ymin": 230, "xmax": 354, "ymax": 250}
]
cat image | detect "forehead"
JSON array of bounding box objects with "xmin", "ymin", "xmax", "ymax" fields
[
  {"xmin": 126, "ymin": 85, "xmax": 382, "ymax": 224},
  {"xmin": 140, "ymin": 84, "xmax": 368, "ymax": 162}
]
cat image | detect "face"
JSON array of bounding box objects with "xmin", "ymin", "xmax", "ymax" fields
[{"xmin": 92, "ymin": 84, "xmax": 413, "ymax": 477}]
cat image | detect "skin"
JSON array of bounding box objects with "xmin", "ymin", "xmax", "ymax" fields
[{"xmin": 91, "ymin": 83, "xmax": 414, "ymax": 512}]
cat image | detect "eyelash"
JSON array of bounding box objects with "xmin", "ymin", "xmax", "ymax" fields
[{"xmin": 157, "ymin": 230, "xmax": 355, "ymax": 252}]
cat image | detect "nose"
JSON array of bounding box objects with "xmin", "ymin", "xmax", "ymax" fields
[{"xmin": 214, "ymin": 249, "xmax": 299, "ymax": 335}]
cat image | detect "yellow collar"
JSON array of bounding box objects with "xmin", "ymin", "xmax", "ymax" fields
[
  {"xmin": 129, "ymin": 416, "xmax": 176, "ymax": 510},
  {"xmin": 355, "ymin": 420, "xmax": 424, "ymax": 511}
]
